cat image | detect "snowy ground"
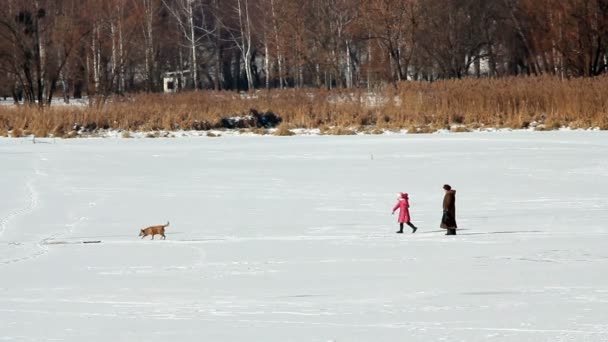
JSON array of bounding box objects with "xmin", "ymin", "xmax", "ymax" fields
[
  {"xmin": 0, "ymin": 97, "xmax": 89, "ymax": 107},
  {"xmin": 1, "ymin": 131, "xmax": 607, "ymax": 342}
]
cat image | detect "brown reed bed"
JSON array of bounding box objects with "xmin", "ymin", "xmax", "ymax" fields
[{"xmin": 1, "ymin": 75, "xmax": 607, "ymax": 137}]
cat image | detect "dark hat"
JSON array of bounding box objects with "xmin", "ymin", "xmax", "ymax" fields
[{"xmin": 443, "ymin": 184, "xmax": 452, "ymax": 191}]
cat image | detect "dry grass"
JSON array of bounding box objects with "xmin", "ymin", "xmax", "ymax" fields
[
  {"xmin": 64, "ymin": 131, "xmax": 79, "ymax": 138},
  {"xmin": 321, "ymin": 126, "xmax": 356, "ymax": 135},
  {"xmin": 407, "ymin": 125, "xmax": 436, "ymax": 134},
  {"xmin": 1, "ymin": 76, "xmax": 607, "ymax": 137},
  {"xmin": 468, "ymin": 122, "xmax": 484, "ymax": 130},
  {"xmin": 273, "ymin": 123, "xmax": 295, "ymax": 136},
  {"xmin": 451, "ymin": 126, "xmax": 472, "ymax": 133},
  {"xmin": 544, "ymin": 117, "xmax": 564, "ymax": 130},
  {"xmin": 251, "ymin": 128, "xmax": 268, "ymax": 135},
  {"xmin": 10, "ymin": 127, "xmax": 24, "ymax": 137}
]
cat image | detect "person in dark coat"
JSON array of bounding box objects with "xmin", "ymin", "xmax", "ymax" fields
[{"xmin": 440, "ymin": 184, "xmax": 457, "ymax": 235}]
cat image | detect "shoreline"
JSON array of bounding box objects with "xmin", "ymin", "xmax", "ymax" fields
[{"xmin": 0, "ymin": 126, "xmax": 605, "ymax": 140}]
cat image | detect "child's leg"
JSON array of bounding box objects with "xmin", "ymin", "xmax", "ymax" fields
[
  {"xmin": 396, "ymin": 223, "xmax": 404, "ymax": 233},
  {"xmin": 406, "ymin": 221, "xmax": 418, "ymax": 233}
]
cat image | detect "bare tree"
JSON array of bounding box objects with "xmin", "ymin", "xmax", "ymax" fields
[
  {"xmin": 0, "ymin": 0, "xmax": 88, "ymax": 106},
  {"xmin": 163, "ymin": 0, "xmax": 213, "ymax": 89},
  {"xmin": 221, "ymin": 0, "xmax": 256, "ymax": 90}
]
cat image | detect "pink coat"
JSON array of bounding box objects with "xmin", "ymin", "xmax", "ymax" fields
[{"xmin": 392, "ymin": 196, "xmax": 411, "ymax": 223}]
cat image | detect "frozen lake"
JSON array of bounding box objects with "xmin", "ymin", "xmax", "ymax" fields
[{"xmin": 1, "ymin": 132, "xmax": 607, "ymax": 341}]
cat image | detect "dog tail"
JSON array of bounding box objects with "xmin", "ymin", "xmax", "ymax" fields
[{"xmin": 164, "ymin": 221, "xmax": 170, "ymax": 228}]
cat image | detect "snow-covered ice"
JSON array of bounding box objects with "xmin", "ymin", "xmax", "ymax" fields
[{"xmin": 1, "ymin": 131, "xmax": 607, "ymax": 341}]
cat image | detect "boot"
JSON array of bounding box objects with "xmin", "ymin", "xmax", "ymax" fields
[
  {"xmin": 446, "ymin": 228, "xmax": 456, "ymax": 235},
  {"xmin": 412, "ymin": 227, "xmax": 417, "ymax": 233},
  {"xmin": 396, "ymin": 230, "xmax": 403, "ymax": 234}
]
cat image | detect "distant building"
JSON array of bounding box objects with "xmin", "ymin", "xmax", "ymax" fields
[{"xmin": 163, "ymin": 70, "xmax": 190, "ymax": 93}]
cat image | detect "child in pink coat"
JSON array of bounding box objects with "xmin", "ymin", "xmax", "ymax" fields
[{"xmin": 392, "ymin": 192, "xmax": 418, "ymax": 234}]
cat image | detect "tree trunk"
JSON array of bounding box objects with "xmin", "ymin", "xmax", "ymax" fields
[
  {"xmin": 237, "ymin": 0, "xmax": 254, "ymax": 90},
  {"xmin": 213, "ymin": 0, "xmax": 222, "ymax": 90},
  {"xmin": 34, "ymin": 4, "xmax": 45, "ymax": 108},
  {"xmin": 143, "ymin": 0, "xmax": 156, "ymax": 91},
  {"xmin": 264, "ymin": 38, "xmax": 270, "ymax": 89},
  {"xmin": 92, "ymin": 24, "xmax": 100, "ymax": 96},
  {"xmin": 270, "ymin": 0, "xmax": 283, "ymax": 88},
  {"xmin": 118, "ymin": 4, "xmax": 126, "ymax": 93},
  {"xmin": 111, "ymin": 20, "xmax": 119, "ymax": 92},
  {"xmin": 367, "ymin": 32, "xmax": 372, "ymax": 90},
  {"xmin": 188, "ymin": 0, "xmax": 199, "ymax": 89},
  {"xmin": 345, "ymin": 40, "xmax": 353, "ymax": 88}
]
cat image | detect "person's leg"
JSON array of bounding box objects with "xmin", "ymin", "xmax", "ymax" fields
[
  {"xmin": 446, "ymin": 228, "xmax": 456, "ymax": 235},
  {"xmin": 396, "ymin": 223, "xmax": 404, "ymax": 234},
  {"xmin": 406, "ymin": 222, "xmax": 417, "ymax": 233}
]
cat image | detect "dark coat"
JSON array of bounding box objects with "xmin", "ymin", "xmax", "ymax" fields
[{"xmin": 440, "ymin": 190, "xmax": 457, "ymax": 229}]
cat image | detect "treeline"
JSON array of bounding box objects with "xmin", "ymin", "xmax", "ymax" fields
[{"xmin": 1, "ymin": 0, "xmax": 608, "ymax": 105}]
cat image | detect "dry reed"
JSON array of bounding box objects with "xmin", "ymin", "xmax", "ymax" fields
[
  {"xmin": 273, "ymin": 123, "xmax": 295, "ymax": 136},
  {"xmin": 1, "ymin": 76, "xmax": 607, "ymax": 137}
]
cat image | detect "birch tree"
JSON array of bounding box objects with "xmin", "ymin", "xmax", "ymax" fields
[
  {"xmin": 163, "ymin": 0, "xmax": 212, "ymax": 89},
  {"xmin": 225, "ymin": 0, "xmax": 255, "ymax": 90}
]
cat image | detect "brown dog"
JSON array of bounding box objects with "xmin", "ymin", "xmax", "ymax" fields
[{"xmin": 139, "ymin": 221, "xmax": 169, "ymax": 240}]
